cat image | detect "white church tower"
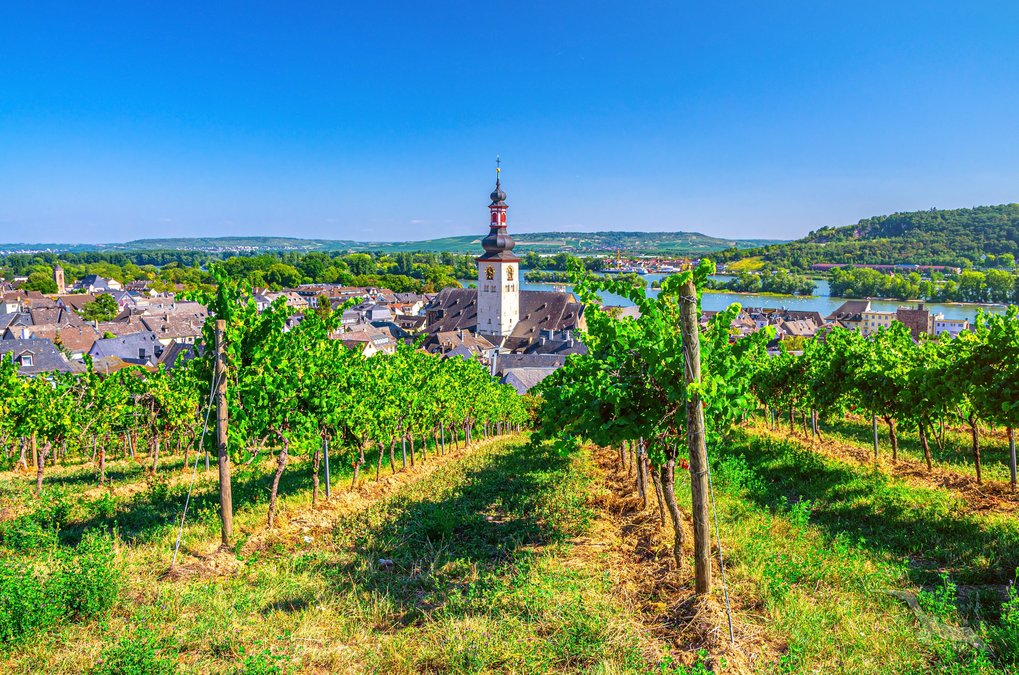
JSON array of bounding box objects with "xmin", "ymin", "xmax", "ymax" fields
[{"xmin": 476, "ymin": 159, "xmax": 519, "ymax": 337}]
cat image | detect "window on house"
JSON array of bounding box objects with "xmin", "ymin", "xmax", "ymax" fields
[
  {"xmin": 20, "ymin": 354, "xmax": 33, "ymax": 367},
  {"xmin": 139, "ymin": 348, "xmax": 146, "ymax": 359}
]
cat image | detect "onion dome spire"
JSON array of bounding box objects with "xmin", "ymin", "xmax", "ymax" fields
[{"xmin": 478, "ymin": 156, "xmax": 518, "ymax": 261}]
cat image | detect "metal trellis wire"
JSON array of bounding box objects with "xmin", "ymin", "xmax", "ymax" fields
[
  {"xmin": 706, "ymin": 451, "xmax": 735, "ymax": 645},
  {"xmin": 169, "ymin": 366, "xmax": 221, "ymax": 568}
]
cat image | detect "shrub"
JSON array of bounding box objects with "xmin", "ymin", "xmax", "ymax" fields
[
  {"xmin": 88, "ymin": 492, "xmax": 118, "ymax": 521},
  {"xmin": 92, "ymin": 626, "xmax": 176, "ymax": 675},
  {"xmin": 918, "ymin": 573, "xmax": 959, "ymax": 622},
  {"xmin": 35, "ymin": 491, "xmax": 74, "ymax": 529},
  {"xmin": 0, "ymin": 516, "xmax": 59, "ymax": 552},
  {"xmin": 56, "ymin": 530, "xmax": 121, "ymax": 620},
  {"xmin": 147, "ymin": 474, "xmax": 173, "ymax": 504},
  {"xmin": 716, "ymin": 453, "xmax": 765, "ymax": 494},
  {"xmin": 0, "ymin": 530, "xmax": 120, "ymax": 646},
  {"xmin": 987, "ymin": 577, "xmax": 1019, "ymax": 664},
  {"xmin": 0, "ymin": 560, "xmax": 64, "ymax": 644}
]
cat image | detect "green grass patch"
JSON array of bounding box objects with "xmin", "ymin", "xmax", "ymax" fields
[
  {"xmin": 726, "ymin": 257, "xmax": 765, "ymax": 272},
  {"xmin": 0, "ymin": 530, "xmax": 120, "ymax": 646},
  {"xmin": 701, "ymin": 431, "xmax": 1019, "ymax": 672},
  {"xmin": 816, "ymin": 416, "xmax": 1015, "ymax": 484},
  {"xmin": 0, "ymin": 436, "xmax": 670, "ymax": 673},
  {"xmin": 317, "ymin": 439, "xmax": 650, "ymax": 672}
]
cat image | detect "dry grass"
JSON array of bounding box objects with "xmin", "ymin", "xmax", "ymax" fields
[{"xmin": 586, "ymin": 447, "xmax": 779, "ymax": 674}]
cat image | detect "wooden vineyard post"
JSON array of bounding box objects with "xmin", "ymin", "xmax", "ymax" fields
[
  {"xmin": 215, "ymin": 320, "xmax": 234, "ymax": 546},
  {"xmin": 679, "ymin": 278, "xmax": 712, "ymax": 596}
]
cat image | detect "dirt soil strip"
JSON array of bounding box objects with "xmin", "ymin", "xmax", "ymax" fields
[
  {"xmin": 165, "ymin": 435, "xmax": 512, "ymax": 580},
  {"xmin": 752, "ymin": 425, "xmax": 1019, "ymax": 514},
  {"xmin": 584, "ymin": 446, "xmax": 780, "ymax": 674}
]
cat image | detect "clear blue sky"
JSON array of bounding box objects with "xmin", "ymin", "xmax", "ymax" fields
[{"xmin": 2, "ymin": 2, "xmax": 1018, "ymax": 244}]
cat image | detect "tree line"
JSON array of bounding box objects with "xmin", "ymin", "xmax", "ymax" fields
[
  {"xmin": 2, "ymin": 250, "xmax": 481, "ymax": 295},
  {"xmin": 4, "ymin": 249, "xmax": 623, "ymax": 296},
  {"xmin": 707, "ymin": 269, "xmax": 816, "ymax": 296},
  {"xmin": 829, "ymin": 266, "xmax": 1019, "ymax": 304},
  {"xmin": 715, "ymin": 204, "xmax": 1019, "ymax": 271}
]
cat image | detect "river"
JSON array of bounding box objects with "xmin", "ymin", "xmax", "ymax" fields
[{"xmin": 506, "ymin": 273, "xmax": 1007, "ymax": 323}]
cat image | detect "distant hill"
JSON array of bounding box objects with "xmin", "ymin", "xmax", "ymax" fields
[
  {"xmin": 342, "ymin": 231, "xmax": 782, "ymax": 255},
  {"xmin": 718, "ymin": 204, "xmax": 1019, "ymax": 269},
  {"xmin": 2, "ymin": 232, "xmax": 784, "ymax": 256}
]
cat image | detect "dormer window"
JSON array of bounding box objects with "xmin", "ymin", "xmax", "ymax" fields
[{"xmin": 19, "ymin": 353, "xmax": 33, "ymax": 367}]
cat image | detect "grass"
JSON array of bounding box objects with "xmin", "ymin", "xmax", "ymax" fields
[
  {"xmin": 0, "ymin": 435, "xmax": 678, "ymax": 673},
  {"xmin": 696, "ymin": 430, "xmax": 1019, "ymax": 673},
  {"xmin": 814, "ymin": 415, "xmax": 1016, "ymax": 484},
  {"xmin": 6, "ymin": 427, "xmax": 1019, "ymax": 673},
  {"xmin": 725, "ymin": 257, "xmax": 765, "ymax": 273}
]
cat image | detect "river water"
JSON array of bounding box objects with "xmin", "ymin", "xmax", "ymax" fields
[{"xmin": 510, "ymin": 273, "xmax": 1007, "ymax": 323}]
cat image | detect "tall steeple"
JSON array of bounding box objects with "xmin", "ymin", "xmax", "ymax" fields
[
  {"xmin": 476, "ymin": 158, "xmax": 520, "ymax": 337},
  {"xmin": 478, "ymin": 156, "xmax": 518, "ymax": 261}
]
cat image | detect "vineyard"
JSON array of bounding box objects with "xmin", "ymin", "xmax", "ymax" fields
[
  {"xmin": 2, "ymin": 263, "xmax": 1019, "ymax": 673},
  {"xmin": 534, "ymin": 260, "xmax": 1019, "ymax": 672}
]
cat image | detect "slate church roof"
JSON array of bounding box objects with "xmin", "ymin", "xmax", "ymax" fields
[{"xmin": 424, "ymin": 288, "xmax": 584, "ymax": 354}]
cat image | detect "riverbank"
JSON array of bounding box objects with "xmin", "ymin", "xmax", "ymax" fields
[
  {"xmin": 702, "ymin": 288, "xmax": 815, "ymax": 300},
  {"xmin": 460, "ymin": 272, "xmax": 1009, "ymax": 323}
]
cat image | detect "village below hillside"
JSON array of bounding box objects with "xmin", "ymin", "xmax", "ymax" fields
[{"xmin": 1, "ymin": 258, "xmax": 974, "ymax": 391}]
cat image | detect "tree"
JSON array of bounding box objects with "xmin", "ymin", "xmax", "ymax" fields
[
  {"xmin": 79, "ymin": 294, "xmax": 120, "ymax": 323},
  {"xmin": 23, "ymin": 269, "xmax": 57, "ymax": 294}
]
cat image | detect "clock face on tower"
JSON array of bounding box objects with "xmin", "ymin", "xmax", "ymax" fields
[{"xmin": 485, "ymin": 265, "xmax": 495, "ymax": 280}]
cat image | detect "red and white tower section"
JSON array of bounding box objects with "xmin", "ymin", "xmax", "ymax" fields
[{"xmin": 476, "ymin": 162, "xmax": 520, "ymax": 337}]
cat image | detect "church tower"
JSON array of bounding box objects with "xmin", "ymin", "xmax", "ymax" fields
[
  {"xmin": 53, "ymin": 264, "xmax": 65, "ymax": 294},
  {"xmin": 476, "ymin": 159, "xmax": 519, "ymax": 337}
]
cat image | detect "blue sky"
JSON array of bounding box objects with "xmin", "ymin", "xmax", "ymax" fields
[{"xmin": 2, "ymin": 2, "xmax": 1018, "ymax": 244}]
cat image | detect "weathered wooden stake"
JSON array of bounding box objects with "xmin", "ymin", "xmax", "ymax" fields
[
  {"xmin": 215, "ymin": 320, "xmax": 234, "ymax": 546},
  {"xmin": 679, "ymin": 278, "xmax": 712, "ymax": 596}
]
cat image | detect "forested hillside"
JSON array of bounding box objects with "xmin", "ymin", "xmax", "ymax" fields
[{"xmin": 717, "ymin": 204, "xmax": 1019, "ymax": 269}]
